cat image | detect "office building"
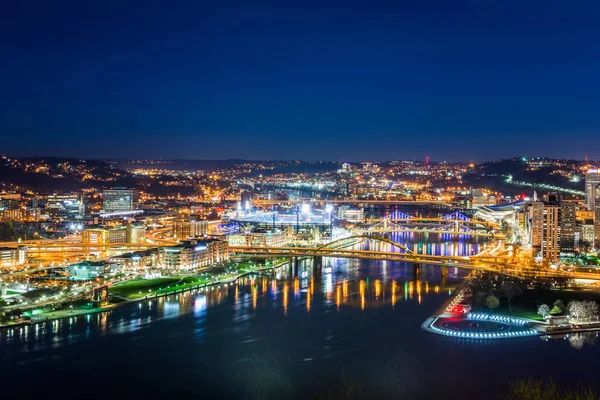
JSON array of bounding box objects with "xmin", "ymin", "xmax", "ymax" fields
[
  {"xmin": 173, "ymin": 219, "xmax": 209, "ymax": 239},
  {"xmin": 530, "ymin": 197, "xmax": 576, "ymax": 264},
  {"xmin": 595, "ymin": 205, "xmax": 600, "ymax": 246},
  {"xmin": 585, "ymin": 169, "xmax": 600, "ymax": 210},
  {"xmin": 102, "ymin": 189, "xmax": 140, "ymax": 213},
  {"xmin": 110, "ymin": 248, "xmax": 164, "ymax": 270},
  {"xmin": 0, "ymin": 208, "xmax": 24, "ymax": 222},
  {"xmin": 163, "ymin": 239, "xmax": 228, "ymax": 269},
  {"xmin": 126, "ymin": 224, "xmax": 146, "ymax": 243},
  {"xmin": 0, "ymin": 246, "xmax": 28, "ymax": 267},
  {"xmin": 46, "ymin": 194, "xmax": 84, "ymax": 219},
  {"xmin": 228, "ymin": 229, "xmax": 286, "ymax": 247},
  {"xmin": 560, "ymin": 202, "xmax": 576, "ymax": 253}
]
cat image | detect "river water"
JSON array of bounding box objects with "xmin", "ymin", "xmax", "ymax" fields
[{"xmin": 1, "ymin": 235, "xmax": 599, "ymax": 399}]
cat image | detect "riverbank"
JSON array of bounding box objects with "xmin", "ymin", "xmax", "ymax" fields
[{"xmin": 0, "ymin": 258, "xmax": 293, "ymax": 330}]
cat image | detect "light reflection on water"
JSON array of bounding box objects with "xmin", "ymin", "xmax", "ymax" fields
[{"xmin": 0, "ymin": 236, "xmax": 599, "ymax": 399}]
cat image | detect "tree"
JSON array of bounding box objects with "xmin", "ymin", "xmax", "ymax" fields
[
  {"xmin": 501, "ymin": 281, "xmax": 523, "ymax": 313},
  {"xmin": 475, "ymin": 291, "xmax": 488, "ymax": 307},
  {"xmin": 553, "ymin": 299, "xmax": 566, "ymax": 314},
  {"xmin": 537, "ymin": 304, "xmax": 550, "ymax": 319},
  {"xmin": 549, "ymin": 306, "xmax": 562, "ymax": 315},
  {"xmin": 568, "ymin": 301, "xmax": 588, "ymax": 321},
  {"xmin": 485, "ymin": 295, "xmax": 500, "ymax": 313},
  {"xmin": 585, "ymin": 301, "xmax": 598, "ymax": 321},
  {"xmin": 579, "ymin": 240, "xmax": 592, "ymax": 254}
]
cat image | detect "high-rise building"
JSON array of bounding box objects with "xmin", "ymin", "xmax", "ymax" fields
[
  {"xmin": 560, "ymin": 202, "xmax": 576, "ymax": 253},
  {"xmin": 585, "ymin": 170, "xmax": 600, "ymax": 210},
  {"xmin": 102, "ymin": 189, "xmax": 140, "ymax": 213},
  {"xmin": 530, "ymin": 201, "xmax": 561, "ymax": 264},
  {"xmin": 595, "ymin": 204, "xmax": 600, "ymax": 246}
]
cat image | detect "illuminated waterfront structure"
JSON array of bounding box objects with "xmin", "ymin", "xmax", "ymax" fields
[
  {"xmin": 109, "ymin": 248, "xmax": 165, "ymax": 270},
  {"xmin": 163, "ymin": 239, "xmax": 228, "ymax": 269}
]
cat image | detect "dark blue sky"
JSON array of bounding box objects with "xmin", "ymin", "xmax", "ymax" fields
[{"xmin": 2, "ymin": 0, "xmax": 600, "ymax": 161}]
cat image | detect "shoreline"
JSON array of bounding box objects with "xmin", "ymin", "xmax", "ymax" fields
[
  {"xmin": 0, "ymin": 237, "xmax": 370, "ymax": 330},
  {"xmin": 1, "ymin": 258, "xmax": 293, "ymax": 330}
]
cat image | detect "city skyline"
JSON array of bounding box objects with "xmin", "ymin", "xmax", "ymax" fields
[{"xmin": 3, "ymin": 0, "xmax": 600, "ymax": 161}]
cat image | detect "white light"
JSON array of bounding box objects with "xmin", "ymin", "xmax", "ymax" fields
[{"xmin": 301, "ymin": 203, "xmax": 310, "ymax": 214}]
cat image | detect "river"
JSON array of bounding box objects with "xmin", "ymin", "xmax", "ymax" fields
[{"xmin": 1, "ymin": 235, "xmax": 599, "ymax": 399}]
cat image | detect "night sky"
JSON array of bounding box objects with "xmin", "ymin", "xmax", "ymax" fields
[{"xmin": 2, "ymin": 0, "xmax": 600, "ymax": 161}]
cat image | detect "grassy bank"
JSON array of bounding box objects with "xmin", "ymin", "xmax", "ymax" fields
[{"xmin": 490, "ymin": 288, "xmax": 600, "ymax": 321}]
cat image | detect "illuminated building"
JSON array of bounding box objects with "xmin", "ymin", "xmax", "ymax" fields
[
  {"xmin": 163, "ymin": 239, "xmax": 228, "ymax": 269},
  {"xmin": 338, "ymin": 207, "xmax": 363, "ymax": 223},
  {"xmin": 82, "ymin": 224, "xmax": 145, "ymax": 244},
  {"xmin": 595, "ymin": 205, "xmax": 600, "ymax": 245},
  {"xmin": 578, "ymin": 223, "xmax": 595, "ymax": 247},
  {"xmin": 67, "ymin": 261, "xmax": 116, "ymax": 280},
  {"xmin": 530, "ymin": 196, "xmax": 575, "ymax": 263},
  {"xmin": 0, "ymin": 208, "xmax": 24, "ymax": 222},
  {"xmin": 110, "ymin": 248, "xmax": 164, "ymax": 269},
  {"xmin": 126, "ymin": 224, "xmax": 146, "ymax": 243},
  {"xmin": 228, "ymin": 229, "xmax": 286, "ymax": 247},
  {"xmin": 585, "ymin": 170, "xmax": 600, "ymax": 211},
  {"xmin": 0, "ymin": 246, "xmax": 28, "ymax": 267},
  {"xmin": 102, "ymin": 188, "xmax": 140, "ymax": 213},
  {"xmin": 560, "ymin": 202, "xmax": 576, "ymax": 253},
  {"xmin": 172, "ymin": 219, "xmax": 209, "ymax": 239},
  {"xmin": 46, "ymin": 194, "xmax": 84, "ymax": 219},
  {"xmin": 585, "ymin": 169, "xmax": 600, "ymax": 210}
]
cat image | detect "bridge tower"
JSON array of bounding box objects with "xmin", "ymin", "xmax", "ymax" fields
[
  {"xmin": 313, "ymin": 256, "xmax": 323, "ymax": 278},
  {"xmin": 440, "ymin": 267, "xmax": 448, "ymax": 289},
  {"xmin": 413, "ymin": 263, "xmax": 421, "ymax": 280},
  {"xmin": 313, "ymin": 255, "xmax": 323, "ymax": 270}
]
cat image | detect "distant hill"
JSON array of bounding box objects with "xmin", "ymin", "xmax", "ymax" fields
[{"xmin": 110, "ymin": 159, "xmax": 341, "ymax": 175}]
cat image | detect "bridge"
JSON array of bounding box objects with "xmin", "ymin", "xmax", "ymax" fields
[
  {"xmin": 229, "ymin": 235, "xmax": 600, "ymax": 281},
  {"xmin": 251, "ymin": 199, "xmax": 448, "ymax": 206},
  {"xmin": 358, "ymin": 211, "xmax": 500, "ymax": 238}
]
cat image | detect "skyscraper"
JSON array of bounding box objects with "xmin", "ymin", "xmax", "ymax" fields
[
  {"xmin": 585, "ymin": 169, "xmax": 600, "ymax": 210},
  {"xmin": 560, "ymin": 202, "xmax": 576, "ymax": 253},
  {"xmin": 530, "ymin": 197, "xmax": 574, "ymax": 264}
]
